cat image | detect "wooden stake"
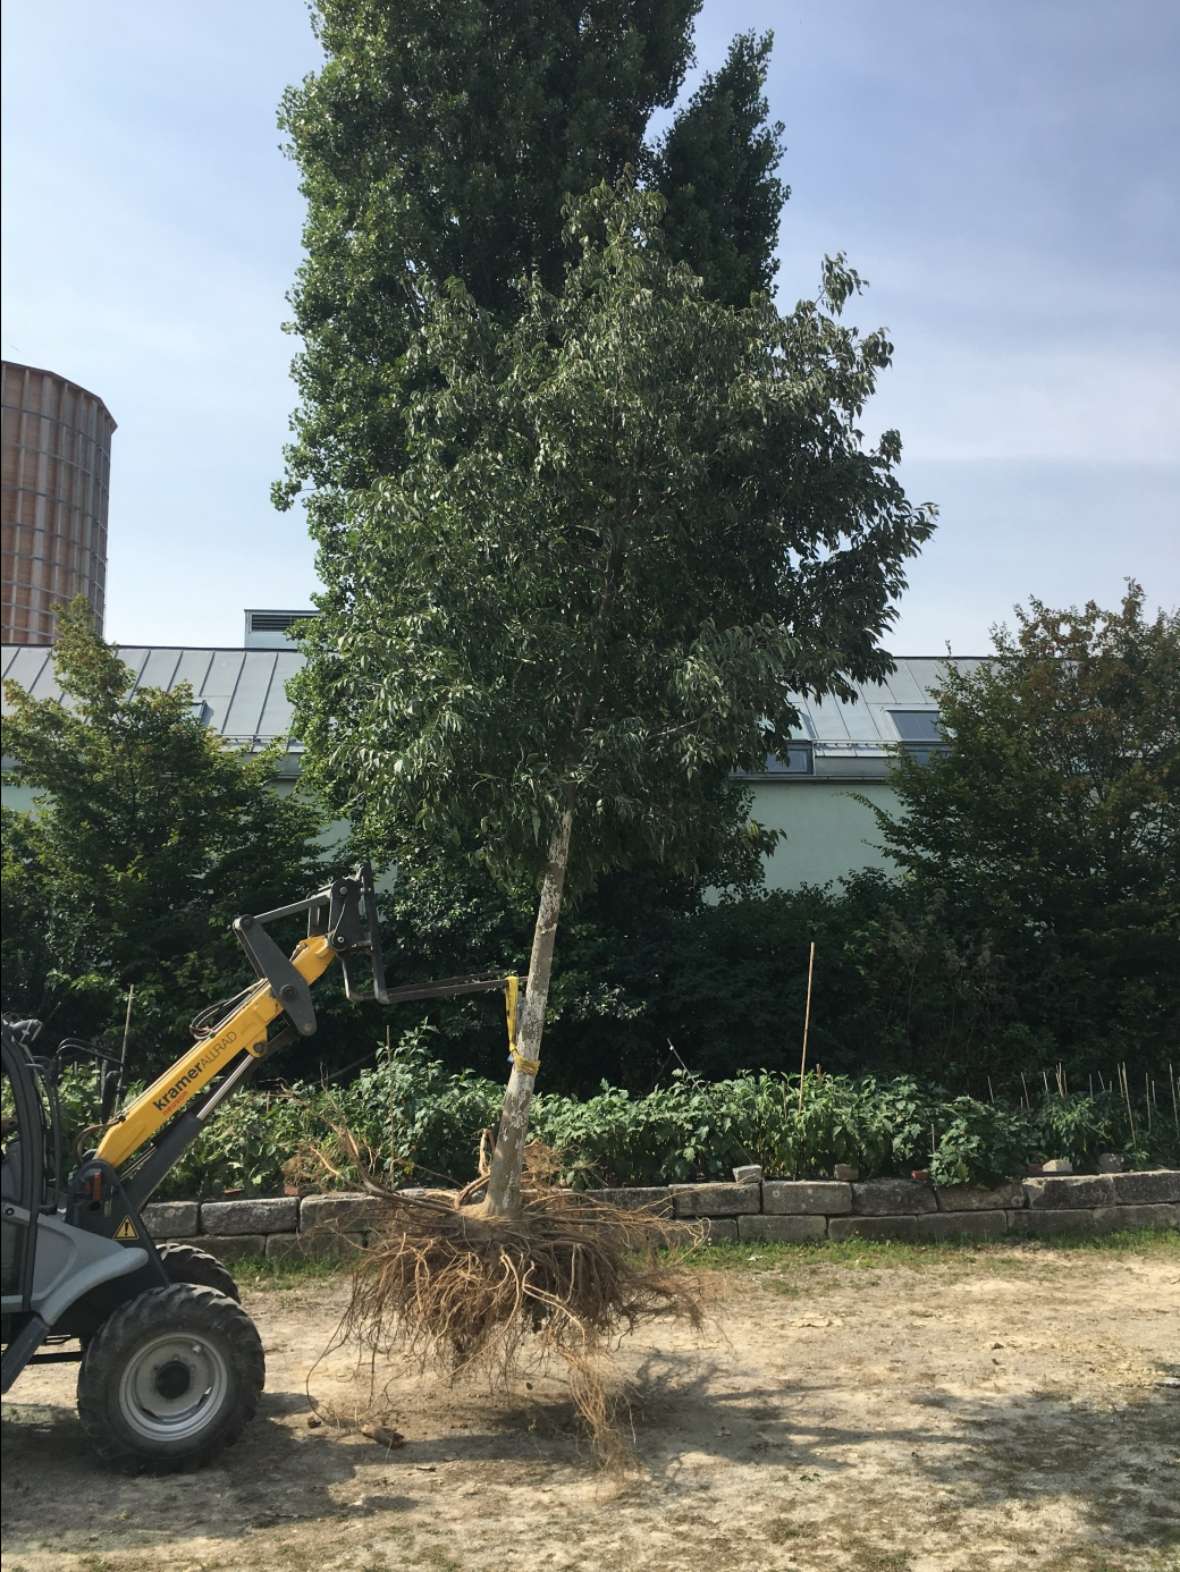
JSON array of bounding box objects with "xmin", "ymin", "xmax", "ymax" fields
[
  {"xmin": 1170, "ymin": 1062, "xmax": 1178, "ymax": 1137},
  {"xmin": 797, "ymin": 942, "xmax": 816, "ymax": 1118},
  {"xmin": 1020, "ymin": 1070, "xmax": 1030, "ymax": 1110},
  {"xmin": 1145, "ymin": 1071, "xmax": 1152, "ymax": 1132},
  {"xmin": 986, "ymin": 1075, "xmax": 995, "ymax": 1103}
]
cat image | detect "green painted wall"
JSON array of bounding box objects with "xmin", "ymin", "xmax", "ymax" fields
[
  {"xmin": 1, "ymin": 780, "xmax": 37, "ymax": 814},
  {"xmin": 4, "ymin": 776, "xmax": 898, "ymax": 894},
  {"xmin": 748, "ymin": 780, "xmax": 899, "ymax": 890}
]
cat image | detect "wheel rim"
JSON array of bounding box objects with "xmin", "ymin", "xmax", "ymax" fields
[{"xmin": 116, "ymin": 1332, "xmax": 230, "ymax": 1443}]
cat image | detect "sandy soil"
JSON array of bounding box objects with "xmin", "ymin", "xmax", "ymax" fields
[{"xmin": 2, "ymin": 1245, "xmax": 1177, "ymax": 1572}]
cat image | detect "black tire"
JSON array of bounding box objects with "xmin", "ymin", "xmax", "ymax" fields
[
  {"xmin": 76, "ymin": 1284, "xmax": 265, "ymax": 1472},
  {"xmin": 157, "ymin": 1242, "xmax": 241, "ymax": 1302}
]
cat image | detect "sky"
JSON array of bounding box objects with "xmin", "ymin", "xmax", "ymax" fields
[{"xmin": 2, "ymin": 1, "xmax": 1177, "ymax": 654}]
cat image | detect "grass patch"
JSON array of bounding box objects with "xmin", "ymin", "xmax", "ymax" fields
[
  {"xmin": 228, "ymin": 1224, "xmax": 1176, "ymax": 1292},
  {"xmin": 696, "ymin": 1226, "xmax": 1179, "ymax": 1276},
  {"xmin": 232, "ymin": 1253, "xmax": 352, "ymax": 1289}
]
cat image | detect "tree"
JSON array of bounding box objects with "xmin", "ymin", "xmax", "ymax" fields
[
  {"xmin": 291, "ymin": 184, "xmax": 934, "ymax": 1212},
  {"xmin": 871, "ymin": 585, "xmax": 1180, "ymax": 1072},
  {"xmin": 651, "ymin": 30, "xmax": 787, "ymax": 306},
  {"xmin": 1, "ymin": 601, "xmax": 329, "ymax": 1072},
  {"xmin": 275, "ymin": 4, "xmax": 785, "ymax": 531}
]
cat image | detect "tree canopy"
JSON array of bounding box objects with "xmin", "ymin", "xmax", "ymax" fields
[
  {"xmin": 871, "ymin": 584, "xmax": 1180, "ymax": 1070},
  {"xmin": 1, "ymin": 602, "xmax": 329, "ymax": 1071},
  {"xmin": 291, "ymin": 183, "xmax": 934, "ymax": 889}
]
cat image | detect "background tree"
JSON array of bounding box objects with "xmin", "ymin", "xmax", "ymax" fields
[
  {"xmin": 276, "ymin": 2, "xmax": 785, "ymax": 541},
  {"xmin": 291, "ymin": 184, "xmax": 934, "ymax": 1212},
  {"xmin": 650, "ymin": 30, "xmax": 786, "ymax": 306},
  {"xmin": 871, "ymin": 584, "xmax": 1180, "ymax": 1073},
  {"xmin": 1, "ymin": 601, "xmax": 331, "ymax": 1073}
]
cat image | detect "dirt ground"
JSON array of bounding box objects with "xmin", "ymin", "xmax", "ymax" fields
[{"xmin": 2, "ymin": 1243, "xmax": 1177, "ymax": 1572}]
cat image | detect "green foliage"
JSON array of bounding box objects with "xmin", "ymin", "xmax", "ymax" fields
[
  {"xmin": 650, "ymin": 29, "xmax": 787, "ymax": 305},
  {"xmin": 291, "ymin": 182, "xmax": 933, "ymax": 897},
  {"xmin": 871, "ymin": 585, "xmax": 1180, "ymax": 1072},
  {"xmin": 0, "ymin": 601, "xmax": 331, "ymax": 1074},
  {"xmin": 927, "ymin": 1101, "xmax": 1039, "ymax": 1188},
  {"xmin": 277, "ymin": 0, "xmax": 781, "ymax": 517},
  {"xmin": 97, "ymin": 1038, "xmax": 1174, "ymax": 1199}
]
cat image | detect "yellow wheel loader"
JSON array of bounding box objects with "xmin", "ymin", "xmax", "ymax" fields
[{"xmin": 1, "ymin": 862, "xmax": 514, "ymax": 1472}]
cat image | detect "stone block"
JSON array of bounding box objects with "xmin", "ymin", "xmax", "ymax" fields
[
  {"xmin": 1041, "ymin": 1158, "xmax": 1073, "ymax": 1173},
  {"xmin": 197, "ymin": 1234, "xmax": 268, "ymax": 1264},
  {"xmin": 692, "ymin": 1217, "xmax": 738, "ymax": 1242},
  {"xmin": 671, "ymin": 1183, "xmax": 760, "ymax": 1218},
  {"xmin": 142, "ymin": 1201, "xmax": 199, "ymax": 1239},
  {"xmin": 852, "ymin": 1180, "xmax": 938, "ymax": 1216},
  {"xmin": 763, "ymin": 1181, "xmax": 851, "ymax": 1216},
  {"xmin": 1096, "ymin": 1153, "xmax": 1125, "ymax": 1173},
  {"xmin": 1007, "ymin": 1208, "xmax": 1098, "ymax": 1237},
  {"xmin": 828, "ymin": 1215, "xmax": 922, "ymax": 1242},
  {"xmin": 1023, "ymin": 1176, "xmax": 1114, "ymax": 1210},
  {"xmin": 266, "ymin": 1231, "xmax": 366, "ymax": 1263},
  {"xmin": 1092, "ymin": 1204, "xmax": 1178, "ymax": 1233},
  {"xmin": 935, "ymin": 1182, "xmax": 1024, "ymax": 1212},
  {"xmin": 300, "ymin": 1193, "xmax": 385, "ymax": 1233},
  {"xmin": 738, "ymin": 1214, "xmax": 827, "ymax": 1243},
  {"xmin": 916, "ymin": 1210, "xmax": 1008, "ymax": 1241},
  {"xmin": 732, "ymin": 1165, "xmax": 763, "ymax": 1185},
  {"xmin": 200, "ymin": 1197, "xmax": 299, "ymax": 1235},
  {"xmin": 1109, "ymin": 1169, "xmax": 1180, "ymax": 1206},
  {"xmin": 581, "ymin": 1187, "xmax": 673, "ymax": 1214}
]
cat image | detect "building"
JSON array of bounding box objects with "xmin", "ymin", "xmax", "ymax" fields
[
  {"xmin": 1, "ymin": 627, "xmax": 974, "ymax": 889},
  {"xmin": 735, "ymin": 656, "xmax": 982, "ymax": 888},
  {"xmin": 1, "ymin": 361, "xmax": 116, "ymax": 644}
]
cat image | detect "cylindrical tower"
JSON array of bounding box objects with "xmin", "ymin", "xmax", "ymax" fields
[{"xmin": 1, "ymin": 360, "xmax": 116, "ymax": 644}]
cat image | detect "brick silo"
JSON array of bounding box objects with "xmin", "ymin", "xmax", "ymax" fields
[{"xmin": 1, "ymin": 360, "xmax": 116, "ymax": 643}]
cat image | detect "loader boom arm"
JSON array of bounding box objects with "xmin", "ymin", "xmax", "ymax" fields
[{"xmin": 94, "ymin": 935, "xmax": 336, "ymax": 1170}]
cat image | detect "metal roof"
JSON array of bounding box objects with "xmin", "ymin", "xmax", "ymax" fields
[
  {"xmin": 1, "ymin": 644, "xmax": 304, "ymax": 753},
  {"xmin": 2, "ymin": 646, "xmax": 982, "ymax": 779}
]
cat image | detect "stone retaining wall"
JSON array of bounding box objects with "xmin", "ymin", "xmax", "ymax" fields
[{"xmin": 141, "ymin": 1169, "xmax": 1179, "ymax": 1262}]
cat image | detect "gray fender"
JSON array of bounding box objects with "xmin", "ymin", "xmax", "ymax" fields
[{"xmin": 31, "ymin": 1214, "xmax": 148, "ymax": 1327}]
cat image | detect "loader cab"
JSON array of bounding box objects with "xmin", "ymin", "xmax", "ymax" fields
[{"xmin": 1, "ymin": 1024, "xmax": 49, "ymax": 1317}]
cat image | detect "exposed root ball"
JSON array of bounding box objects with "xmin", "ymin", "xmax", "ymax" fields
[{"xmin": 338, "ymin": 1149, "xmax": 704, "ymax": 1463}]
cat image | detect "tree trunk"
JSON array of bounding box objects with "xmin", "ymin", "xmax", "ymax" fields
[{"xmin": 483, "ymin": 804, "xmax": 574, "ymax": 1217}]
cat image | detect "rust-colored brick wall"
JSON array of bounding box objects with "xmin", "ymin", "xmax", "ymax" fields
[{"xmin": 1, "ymin": 360, "xmax": 116, "ymax": 643}]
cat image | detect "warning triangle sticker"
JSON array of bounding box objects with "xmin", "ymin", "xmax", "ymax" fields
[{"xmin": 114, "ymin": 1218, "xmax": 137, "ymax": 1241}]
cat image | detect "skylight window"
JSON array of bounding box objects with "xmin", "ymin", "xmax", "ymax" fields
[
  {"xmin": 761, "ymin": 742, "xmax": 814, "ymax": 775},
  {"xmin": 890, "ymin": 709, "xmax": 943, "ymax": 742}
]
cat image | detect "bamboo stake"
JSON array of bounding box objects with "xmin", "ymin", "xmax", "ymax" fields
[
  {"xmin": 986, "ymin": 1075, "xmax": 995, "ymax": 1104},
  {"xmin": 1098, "ymin": 1069, "xmax": 1106, "ymax": 1093},
  {"xmin": 1170, "ymin": 1062, "xmax": 1179, "ymax": 1138},
  {"xmin": 1020, "ymin": 1070, "xmax": 1030, "ymax": 1110},
  {"xmin": 112, "ymin": 984, "xmax": 135, "ymax": 1107},
  {"xmin": 1120, "ymin": 1062, "xmax": 1137, "ymax": 1146},
  {"xmin": 1145, "ymin": 1071, "xmax": 1152, "ymax": 1132},
  {"xmin": 1042, "ymin": 1069, "xmax": 1050, "ymax": 1098},
  {"xmin": 797, "ymin": 941, "xmax": 816, "ymax": 1119},
  {"xmin": 120, "ymin": 984, "xmax": 135, "ymax": 1061}
]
